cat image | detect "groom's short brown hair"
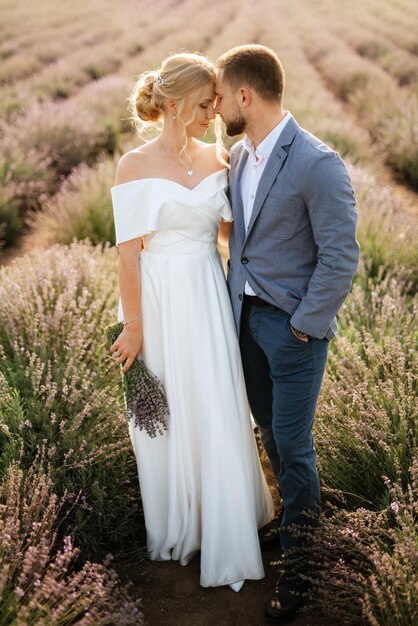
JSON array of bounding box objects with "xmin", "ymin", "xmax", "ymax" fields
[{"xmin": 217, "ymin": 45, "xmax": 285, "ymax": 103}]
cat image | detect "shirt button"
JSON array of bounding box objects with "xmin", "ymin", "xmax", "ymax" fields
[
  {"xmin": 250, "ymin": 194, "xmax": 254, "ymax": 199},
  {"xmin": 238, "ymin": 294, "xmax": 243, "ymax": 301}
]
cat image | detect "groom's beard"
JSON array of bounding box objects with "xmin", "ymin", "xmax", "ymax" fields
[{"xmin": 224, "ymin": 112, "xmax": 246, "ymax": 136}]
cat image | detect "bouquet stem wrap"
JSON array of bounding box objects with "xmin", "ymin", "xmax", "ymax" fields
[{"xmin": 105, "ymin": 322, "xmax": 169, "ymax": 438}]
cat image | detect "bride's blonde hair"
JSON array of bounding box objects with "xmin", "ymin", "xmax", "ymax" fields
[
  {"xmin": 129, "ymin": 52, "xmax": 216, "ymax": 133},
  {"xmin": 129, "ymin": 52, "xmax": 226, "ymax": 165}
]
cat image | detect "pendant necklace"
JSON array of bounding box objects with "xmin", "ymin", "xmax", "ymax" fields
[{"xmin": 159, "ymin": 138, "xmax": 194, "ymax": 176}]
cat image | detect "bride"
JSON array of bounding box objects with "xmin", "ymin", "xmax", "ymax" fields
[{"xmin": 110, "ymin": 52, "xmax": 274, "ymax": 591}]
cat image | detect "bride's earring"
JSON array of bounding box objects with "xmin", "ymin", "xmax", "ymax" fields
[{"xmin": 172, "ymin": 114, "xmax": 176, "ymax": 119}]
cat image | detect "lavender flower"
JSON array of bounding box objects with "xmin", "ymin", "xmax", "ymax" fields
[
  {"xmin": 0, "ymin": 461, "xmax": 144, "ymax": 625},
  {"xmin": 105, "ymin": 321, "xmax": 169, "ymax": 438}
]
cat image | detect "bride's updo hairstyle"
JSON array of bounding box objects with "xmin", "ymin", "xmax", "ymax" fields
[{"xmin": 129, "ymin": 52, "xmax": 216, "ymax": 133}]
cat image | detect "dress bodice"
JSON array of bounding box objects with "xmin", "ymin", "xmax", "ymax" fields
[{"xmin": 111, "ymin": 169, "xmax": 231, "ymax": 255}]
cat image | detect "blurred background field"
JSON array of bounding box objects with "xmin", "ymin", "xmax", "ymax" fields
[{"xmin": 0, "ymin": 0, "xmax": 417, "ymax": 624}]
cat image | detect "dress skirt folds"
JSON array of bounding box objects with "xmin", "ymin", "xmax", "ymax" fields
[{"xmin": 111, "ymin": 169, "xmax": 274, "ymax": 587}]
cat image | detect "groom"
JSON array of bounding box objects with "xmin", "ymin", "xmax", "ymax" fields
[{"xmin": 215, "ymin": 45, "xmax": 359, "ymax": 621}]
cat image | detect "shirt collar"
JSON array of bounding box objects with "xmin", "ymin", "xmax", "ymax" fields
[{"xmin": 244, "ymin": 111, "xmax": 292, "ymax": 161}]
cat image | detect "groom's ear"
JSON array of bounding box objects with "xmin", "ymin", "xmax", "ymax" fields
[{"xmin": 237, "ymin": 86, "xmax": 252, "ymax": 108}]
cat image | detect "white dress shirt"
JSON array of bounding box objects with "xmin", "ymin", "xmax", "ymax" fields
[{"xmin": 240, "ymin": 112, "xmax": 293, "ymax": 295}]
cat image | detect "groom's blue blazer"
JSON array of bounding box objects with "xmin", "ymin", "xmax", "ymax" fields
[{"xmin": 227, "ymin": 116, "xmax": 360, "ymax": 340}]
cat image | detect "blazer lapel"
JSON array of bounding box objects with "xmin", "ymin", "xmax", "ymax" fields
[
  {"xmin": 230, "ymin": 143, "xmax": 248, "ymax": 242},
  {"xmin": 245, "ymin": 118, "xmax": 298, "ymax": 238}
]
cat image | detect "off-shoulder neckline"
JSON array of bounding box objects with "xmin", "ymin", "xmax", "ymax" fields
[{"xmin": 111, "ymin": 167, "xmax": 228, "ymax": 193}]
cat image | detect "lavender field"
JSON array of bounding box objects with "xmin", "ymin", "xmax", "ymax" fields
[{"xmin": 0, "ymin": 0, "xmax": 417, "ymax": 624}]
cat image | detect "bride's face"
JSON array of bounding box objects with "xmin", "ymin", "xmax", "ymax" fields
[{"xmin": 181, "ymin": 81, "xmax": 216, "ymax": 137}]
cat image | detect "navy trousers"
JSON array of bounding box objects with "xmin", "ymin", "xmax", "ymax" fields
[{"xmin": 239, "ymin": 297, "xmax": 329, "ymax": 553}]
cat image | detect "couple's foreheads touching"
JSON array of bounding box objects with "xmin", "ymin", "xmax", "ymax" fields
[{"xmin": 129, "ymin": 45, "xmax": 286, "ymax": 147}]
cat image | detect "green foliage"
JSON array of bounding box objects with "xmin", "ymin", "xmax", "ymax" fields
[
  {"xmin": 295, "ymin": 463, "xmax": 418, "ymax": 626},
  {"xmin": 0, "ymin": 197, "xmax": 21, "ymax": 250},
  {"xmin": 84, "ymin": 64, "xmax": 107, "ymax": 81},
  {"xmin": 0, "ymin": 461, "xmax": 144, "ymax": 626},
  {"xmin": 356, "ymin": 40, "xmax": 388, "ymax": 61},
  {"xmin": 354, "ymin": 84, "xmax": 418, "ymax": 190},
  {"xmin": 0, "ymin": 103, "xmax": 119, "ymax": 249},
  {"xmin": 336, "ymin": 71, "xmax": 370, "ymax": 102},
  {"xmin": 316, "ymin": 274, "xmax": 417, "ymax": 509},
  {"xmin": 28, "ymin": 157, "xmax": 117, "ymax": 248},
  {"xmin": 0, "ymin": 242, "xmax": 144, "ymax": 560},
  {"xmin": 350, "ymin": 164, "xmax": 418, "ymax": 288}
]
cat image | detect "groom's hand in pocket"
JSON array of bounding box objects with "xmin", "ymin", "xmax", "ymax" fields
[{"xmin": 290, "ymin": 323, "xmax": 311, "ymax": 343}]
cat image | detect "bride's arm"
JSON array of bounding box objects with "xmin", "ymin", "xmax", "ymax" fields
[
  {"xmin": 218, "ymin": 220, "xmax": 232, "ymax": 247},
  {"xmin": 110, "ymin": 155, "xmax": 144, "ymax": 373},
  {"xmin": 111, "ymin": 239, "xmax": 143, "ymax": 373}
]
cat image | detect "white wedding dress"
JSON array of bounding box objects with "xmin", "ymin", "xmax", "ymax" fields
[{"xmin": 111, "ymin": 168, "xmax": 274, "ymax": 588}]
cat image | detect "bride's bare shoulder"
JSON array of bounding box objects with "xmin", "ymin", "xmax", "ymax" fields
[
  {"xmin": 114, "ymin": 142, "xmax": 158, "ymax": 185},
  {"xmin": 198, "ymin": 141, "xmax": 229, "ymax": 168}
]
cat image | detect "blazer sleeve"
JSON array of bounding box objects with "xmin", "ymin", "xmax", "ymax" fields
[{"xmin": 289, "ymin": 151, "xmax": 360, "ymax": 338}]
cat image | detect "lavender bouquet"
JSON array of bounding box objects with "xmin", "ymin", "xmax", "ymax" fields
[{"xmin": 104, "ymin": 321, "xmax": 169, "ymax": 438}]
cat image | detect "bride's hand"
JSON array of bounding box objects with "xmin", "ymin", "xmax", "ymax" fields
[{"xmin": 110, "ymin": 320, "xmax": 143, "ymax": 373}]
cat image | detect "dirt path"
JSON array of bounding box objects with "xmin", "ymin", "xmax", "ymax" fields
[
  {"xmin": 122, "ymin": 547, "xmax": 337, "ymax": 626},
  {"xmin": 116, "ymin": 456, "xmax": 342, "ymax": 626}
]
